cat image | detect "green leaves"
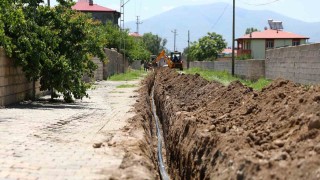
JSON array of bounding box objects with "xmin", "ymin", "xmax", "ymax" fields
[
  {"xmin": 102, "ymin": 22, "xmax": 151, "ymax": 62},
  {"xmin": 245, "ymin": 27, "xmax": 259, "ymax": 34},
  {"xmin": 188, "ymin": 32, "xmax": 227, "ymax": 61},
  {"xmin": 2, "ymin": 0, "xmax": 106, "ymax": 102},
  {"xmin": 142, "ymin": 32, "xmax": 167, "ymax": 55}
]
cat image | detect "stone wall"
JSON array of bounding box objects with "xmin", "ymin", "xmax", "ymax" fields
[
  {"xmin": 92, "ymin": 57, "xmax": 104, "ymax": 81},
  {"xmin": 0, "ymin": 48, "xmax": 41, "ymax": 106},
  {"xmin": 189, "ymin": 61, "xmax": 215, "ymax": 70},
  {"xmin": 189, "ymin": 59, "xmax": 265, "ymax": 80},
  {"xmin": 103, "ymin": 48, "xmax": 129, "ymax": 79},
  {"xmin": 130, "ymin": 60, "xmax": 142, "ymax": 70},
  {"xmin": 0, "ymin": 48, "xmax": 130, "ymax": 106},
  {"xmin": 266, "ymin": 43, "xmax": 320, "ymax": 84}
]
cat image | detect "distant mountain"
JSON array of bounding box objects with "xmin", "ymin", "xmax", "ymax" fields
[{"xmin": 125, "ymin": 2, "xmax": 320, "ymax": 52}]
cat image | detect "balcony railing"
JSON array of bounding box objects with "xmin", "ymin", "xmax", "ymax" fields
[{"xmin": 237, "ymin": 49, "xmax": 251, "ymax": 56}]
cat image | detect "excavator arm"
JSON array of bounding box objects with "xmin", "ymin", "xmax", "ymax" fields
[
  {"xmin": 152, "ymin": 50, "xmax": 171, "ymax": 67},
  {"xmin": 152, "ymin": 50, "xmax": 183, "ymax": 70}
]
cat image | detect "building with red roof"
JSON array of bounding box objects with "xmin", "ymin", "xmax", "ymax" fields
[
  {"xmin": 236, "ymin": 20, "xmax": 309, "ymax": 59},
  {"xmin": 128, "ymin": 32, "xmax": 142, "ymax": 38},
  {"xmin": 72, "ymin": 0, "xmax": 120, "ymax": 25}
]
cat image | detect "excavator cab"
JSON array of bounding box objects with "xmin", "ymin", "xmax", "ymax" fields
[
  {"xmin": 152, "ymin": 50, "xmax": 183, "ymax": 70},
  {"xmin": 169, "ymin": 51, "xmax": 183, "ymax": 70}
]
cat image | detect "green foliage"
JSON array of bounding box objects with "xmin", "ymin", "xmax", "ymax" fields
[
  {"xmin": 188, "ymin": 32, "xmax": 227, "ymax": 61},
  {"xmin": 142, "ymin": 32, "xmax": 167, "ymax": 55},
  {"xmin": 127, "ymin": 39, "xmax": 151, "ymax": 62},
  {"xmin": 184, "ymin": 67, "xmax": 271, "ymax": 90},
  {"xmin": 2, "ymin": 0, "xmax": 107, "ymax": 102},
  {"xmin": 247, "ymin": 78, "xmax": 271, "ymax": 91},
  {"xmin": 245, "ymin": 27, "xmax": 259, "ymax": 34},
  {"xmin": 103, "ymin": 22, "xmax": 122, "ymax": 50},
  {"xmin": 116, "ymin": 84, "xmax": 137, "ymax": 88},
  {"xmin": 237, "ymin": 54, "xmax": 253, "ymax": 60},
  {"xmin": 1, "ymin": 0, "xmax": 152, "ymax": 102},
  {"xmin": 108, "ymin": 69, "xmax": 145, "ymax": 81},
  {"xmin": 102, "ymin": 22, "xmax": 150, "ymax": 62}
]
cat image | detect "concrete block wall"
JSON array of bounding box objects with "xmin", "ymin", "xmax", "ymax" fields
[
  {"xmin": 0, "ymin": 48, "xmax": 41, "ymax": 106},
  {"xmin": 189, "ymin": 61, "xmax": 215, "ymax": 70},
  {"xmin": 214, "ymin": 60, "xmax": 232, "ymax": 73},
  {"xmin": 266, "ymin": 43, "xmax": 320, "ymax": 84},
  {"xmin": 234, "ymin": 60, "xmax": 265, "ymax": 80},
  {"xmin": 92, "ymin": 57, "xmax": 103, "ymax": 81},
  {"xmin": 188, "ymin": 59, "xmax": 265, "ymax": 80},
  {"xmin": 103, "ymin": 49, "xmax": 129, "ymax": 79},
  {"xmin": 130, "ymin": 60, "xmax": 142, "ymax": 70}
]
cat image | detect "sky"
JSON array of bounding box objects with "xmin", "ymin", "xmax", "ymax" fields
[{"xmin": 50, "ymin": 0, "xmax": 320, "ymax": 23}]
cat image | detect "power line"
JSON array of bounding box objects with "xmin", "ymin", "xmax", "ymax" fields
[
  {"xmin": 239, "ymin": 0, "xmax": 280, "ymax": 6},
  {"xmin": 209, "ymin": 4, "xmax": 229, "ymax": 30}
]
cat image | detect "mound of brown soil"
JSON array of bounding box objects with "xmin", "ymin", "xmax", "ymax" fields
[{"xmin": 145, "ymin": 68, "xmax": 320, "ymax": 179}]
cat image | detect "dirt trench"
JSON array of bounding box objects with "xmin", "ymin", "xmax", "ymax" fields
[{"xmin": 133, "ymin": 68, "xmax": 320, "ymax": 180}]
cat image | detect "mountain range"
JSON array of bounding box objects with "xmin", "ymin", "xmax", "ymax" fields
[{"xmin": 125, "ymin": 2, "xmax": 320, "ymax": 52}]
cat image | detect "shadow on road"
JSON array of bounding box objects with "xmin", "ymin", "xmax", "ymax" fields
[{"xmin": 5, "ymin": 98, "xmax": 96, "ymax": 110}]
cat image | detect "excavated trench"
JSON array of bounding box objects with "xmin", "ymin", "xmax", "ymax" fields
[{"xmin": 135, "ymin": 68, "xmax": 320, "ymax": 179}]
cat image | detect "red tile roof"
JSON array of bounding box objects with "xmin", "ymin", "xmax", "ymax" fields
[
  {"xmin": 237, "ymin": 29, "xmax": 309, "ymax": 40},
  {"xmin": 129, "ymin": 32, "xmax": 142, "ymax": 37},
  {"xmin": 72, "ymin": 1, "xmax": 118, "ymax": 12},
  {"xmin": 222, "ymin": 48, "xmax": 237, "ymax": 54}
]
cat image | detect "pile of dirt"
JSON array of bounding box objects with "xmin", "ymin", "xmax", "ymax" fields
[{"xmin": 141, "ymin": 68, "xmax": 320, "ymax": 179}]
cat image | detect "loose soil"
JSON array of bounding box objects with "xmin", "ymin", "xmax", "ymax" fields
[{"xmin": 133, "ymin": 68, "xmax": 320, "ymax": 179}]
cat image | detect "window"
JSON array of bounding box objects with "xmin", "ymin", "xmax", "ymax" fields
[
  {"xmin": 266, "ymin": 39, "xmax": 274, "ymax": 49},
  {"xmin": 293, "ymin": 39, "xmax": 300, "ymax": 46}
]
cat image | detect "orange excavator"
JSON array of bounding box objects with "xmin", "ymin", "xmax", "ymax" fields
[{"xmin": 153, "ymin": 50, "xmax": 183, "ymax": 70}]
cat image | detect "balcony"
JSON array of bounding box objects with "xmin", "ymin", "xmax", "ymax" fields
[{"xmin": 237, "ymin": 49, "xmax": 251, "ymax": 56}]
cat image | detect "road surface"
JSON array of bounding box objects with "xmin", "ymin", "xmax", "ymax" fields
[{"xmin": 0, "ymin": 80, "xmax": 149, "ymax": 180}]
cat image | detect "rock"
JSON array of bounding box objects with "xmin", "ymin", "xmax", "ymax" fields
[
  {"xmin": 236, "ymin": 170, "xmax": 244, "ymax": 180},
  {"xmin": 273, "ymin": 139, "xmax": 285, "ymax": 147},
  {"xmin": 93, "ymin": 142, "xmax": 103, "ymax": 148},
  {"xmin": 308, "ymin": 117, "xmax": 320, "ymax": 130},
  {"xmin": 255, "ymin": 152, "xmax": 265, "ymax": 159},
  {"xmin": 308, "ymin": 150, "xmax": 317, "ymax": 157},
  {"xmin": 271, "ymin": 152, "xmax": 290, "ymax": 161},
  {"xmin": 209, "ymin": 125, "xmax": 216, "ymax": 132},
  {"xmin": 314, "ymin": 143, "xmax": 320, "ymax": 154}
]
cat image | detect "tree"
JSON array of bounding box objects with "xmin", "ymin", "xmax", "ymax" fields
[
  {"xmin": 142, "ymin": 33, "xmax": 167, "ymax": 55},
  {"xmin": 188, "ymin": 32, "xmax": 227, "ymax": 61},
  {"xmin": 2, "ymin": 0, "xmax": 107, "ymax": 102},
  {"xmin": 245, "ymin": 27, "xmax": 259, "ymax": 34},
  {"xmin": 102, "ymin": 22, "xmax": 150, "ymax": 62}
]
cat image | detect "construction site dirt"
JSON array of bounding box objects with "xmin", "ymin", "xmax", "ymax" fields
[
  {"xmin": 2, "ymin": 68, "xmax": 319, "ymax": 179},
  {"xmin": 133, "ymin": 68, "xmax": 320, "ymax": 179}
]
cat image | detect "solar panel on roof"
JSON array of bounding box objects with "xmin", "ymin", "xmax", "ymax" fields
[{"xmin": 268, "ymin": 19, "xmax": 284, "ymax": 30}]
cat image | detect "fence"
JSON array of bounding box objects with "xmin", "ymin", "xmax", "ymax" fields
[
  {"xmin": 188, "ymin": 59, "xmax": 265, "ymax": 80},
  {"xmin": 266, "ymin": 43, "xmax": 320, "ymax": 84}
]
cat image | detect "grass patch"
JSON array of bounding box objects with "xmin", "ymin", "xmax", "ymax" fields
[
  {"xmin": 116, "ymin": 84, "xmax": 137, "ymax": 88},
  {"xmin": 108, "ymin": 69, "xmax": 146, "ymax": 81},
  {"xmin": 184, "ymin": 67, "xmax": 271, "ymax": 90}
]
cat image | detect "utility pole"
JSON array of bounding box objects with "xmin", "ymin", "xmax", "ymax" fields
[
  {"xmin": 120, "ymin": 0, "xmax": 130, "ymax": 73},
  {"xmin": 47, "ymin": 0, "xmax": 50, "ymax": 7},
  {"xmin": 136, "ymin": 16, "xmax": 143, "ymax": 34},
  {"xmin": 231, "ymin": 0, "xmax": 235, "ymax": 76},
  {"xmin": 171, "ymin": 29, "xmax": 177, "ymax": 51},
  {"xmin": 187, "ymin": 30, "xmax": 190, "ymax": 69}
]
